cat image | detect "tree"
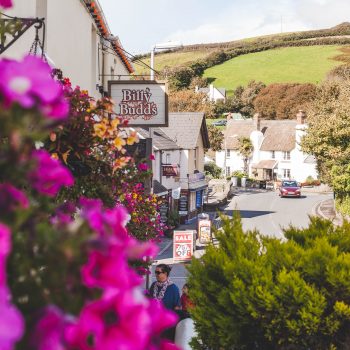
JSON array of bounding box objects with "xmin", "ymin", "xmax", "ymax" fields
[
  {"xmin": 239, "ymin": 80, "xmax": 266, "ymax": 117},
  {"xmin": 207, "ymin": 125, "xmax": 224, "ymax": 152},
  {"xmin": 204, "ymin": 162, "xmax": 222, "ymax": 178},
  {"xmin": 301, "ymin": 80, "xmax": 350, "ymax": 215},
  {"xmin": 188, "ymin": 214, "xmax": 350, "ymax": 350},
  {"xmin": 237, "ymin": 136, "xmax": 253, "ymax": 174},
  {"xmin": 327, "ymin": 64, "xmax": 350, "ymax": 82},
  {"xmin": 168, "ymin": 89, "xmax": 216, "ymax": 118},
  {"xmin": 253, "ymin": 83, "xmax": 317, "ymax": 120}
]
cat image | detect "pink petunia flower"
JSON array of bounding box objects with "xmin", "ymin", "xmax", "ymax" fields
[
  {"xmin": 149, "ymin": 154, "xmax": 155, "ymax": 161},
  {"xmin": 0, "ymin": 0, "xmax": 12, "ymax": 8},
  {"xmin": 0, "ymin": 295, "xmax": 24, "ymax": 350},
  {"xmin": 138, "ymin": 163, "xmax": 149, "ymax": 171},
  {"xmin": 32, "ymin": 306, "xmax": 71, "ymax": 350},
  {"xmin": 29, "ymin": 150, "xmax": 74, "ymax": 197},
  {"xmin": 0, "ymin": 183, "xmax": 29, "ymax": 215},
  {"xmin": 65, "ymin": 291, "xmax": 152, "ymax": 350},
  {"xmin": 0, "ymin": 56, "xmax": 69, "ymax": 120},
  {"xmin": 81, "ymin": 243, "xmax": 142, "ymax": 289}
]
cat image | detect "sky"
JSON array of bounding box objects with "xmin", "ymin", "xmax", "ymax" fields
[{"xmin": 99, "ymin": 0, "xmax": 350, "ymax": 55}]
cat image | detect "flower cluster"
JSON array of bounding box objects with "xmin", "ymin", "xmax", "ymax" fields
[
  {"xmin": 117, "ymin": 181, "xmax": 166, "ymax": 241},
  {"xmin": 0, "ymin": 56, "xmax": 69, "ymax": 120},
  {"xmin": 0, "ymin": 53, "xmax": 179, "ymax": 350},
  {"xmin": 33, "ymin": 199, "xmax": 179, "ymax": 350}
]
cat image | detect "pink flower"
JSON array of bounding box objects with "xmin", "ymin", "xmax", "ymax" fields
[
  {"xmin": 0, "ymin": 294, "xmax": 24, "ymax": 350},
  {"xmin": 32, "ymin": 306, "xmax": 69, "ymax": 350},
  {"xmin": 65, "ymin": 291, "xmax": 152, "ymax": 350},
  {"xmin": 0, "ymin": 0, "xmax": 12, "ymax": 8},
  {"xmin": 138, "ymin": 163, "xmax": 149, "ymax": 171},
  {"xmin": 80, "ymin": 198, "xmax": 129, "ymax": 238},
  {"xmin": 0, "ymin": 56, "xmax": 69, "ymax": 120},
  {"xmin": 0, "ymin": 224, "xmax": 11, "ymax": 287},
  {"xmin": 81, "ymin": 243, "xmax": 142, "ymax": 289},
  {"xmin": 29, "ymin": 150, "xmax": 74, "ymax": 197},
  {"xmin": 50, "ymin": 202, "xmax": 76, "ymax": 227},
  {"xmin": 149, "ymin": 154, "xmax": 155, "ymax": 161},
  {"xmin": 0, "ymin": 184, "xmax": 29, "ymax": 215}
]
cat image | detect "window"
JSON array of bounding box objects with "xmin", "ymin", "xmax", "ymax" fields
[
  {"xmin": 283, "ymin": 151, "xmax": 291, "ymax": 160},
  {"xmin": 271, "ymin": 151, "xmax": 275, "ymax": 159},
  {"xmin": 226, "ymin": 149, "xmax": 231, "ymax": 158},
  {"xmin": 226, "ymin": 166, "xmax": 231, "ymax": 176},
  {"xmin": 283, "ymin": 169, "xmax": 291, "ymax": 179},
  {"xmin": 165, "ymin": 153, "xmax": 170, "ymax": 164},
  {"xmin": 110, "ymin": 67, "xmax": 115, "ymax": 80}
]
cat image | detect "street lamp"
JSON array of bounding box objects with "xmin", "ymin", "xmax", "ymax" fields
[{"xmin": 150, "ymin": 41, "xmax": 182, "ymax": 80}]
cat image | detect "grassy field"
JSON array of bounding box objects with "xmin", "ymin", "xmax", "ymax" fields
[
  {"xmin": 203, "ymin": 45, "xmax": 345, "ymax": 94},
  {"xmin": 133, "ymin": 50, "xmax": 210, "ymax": 76}
]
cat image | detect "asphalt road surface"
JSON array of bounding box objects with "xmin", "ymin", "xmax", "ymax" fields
[{"xmin": 151, "ymin": 189, "xmax": 332, "ymax": 290}]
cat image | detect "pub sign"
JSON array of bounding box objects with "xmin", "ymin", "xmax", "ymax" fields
[
  {"xmin": 108, "ymin": 80, "xmax": 168, "ymax": 127},
  {"xmin": 162, "ymin": 164, "xmax": 179, "ymax": 177}
]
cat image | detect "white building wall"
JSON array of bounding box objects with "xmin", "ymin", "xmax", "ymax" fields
[
  {"xmin": 216, "ymin": 150, "xmax": 244, "ymax": 176},
  {"xmin": 3, "ymin": 0, "xmax": 130, "ymax": 99}
]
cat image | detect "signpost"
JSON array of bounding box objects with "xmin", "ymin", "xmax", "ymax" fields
[
  {"xmin": 173, "ymin": 230, "xmax": 194, "ymax": 262},
  {"xmin": 108, "ymin": 80, "xmax": 168, "ymax": 127}
]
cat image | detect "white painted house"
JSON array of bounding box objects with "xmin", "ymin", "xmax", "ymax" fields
[
  {"xmin": 216, "ymin": 111, "xmax": 318, "ymax": 183},
  {"xmin": 2, "ymin": 0, "xmax": 133, "ymax": 98},
  {"xmin": 137, "ymin": 112, "xmax": 210, "ymax": 223},
  {"xmin": 196, "ymin": 84, "xmax": 226, "ymax": 103}
]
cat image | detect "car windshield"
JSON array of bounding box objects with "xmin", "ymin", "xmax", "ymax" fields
[{"xmin": 282, "ymin": 181, "xmax": 298, "ymax": 187}]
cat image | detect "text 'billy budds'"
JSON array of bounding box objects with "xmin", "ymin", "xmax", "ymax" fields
[{"xmin": 119, "ymin": 88, "xmax": 158, "ymax": 119}]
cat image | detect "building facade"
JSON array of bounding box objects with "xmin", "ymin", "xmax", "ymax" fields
[
  {"xmin": 2, "ymin": 0, "xmax": 133, "ymax": 98},
  {"xmin": 137, "ymin": 112, "xmax": 210, "ymax": 223},
  {"xmin": 216, "ymin": 112, "xmax": 318, "ymax": 183}
]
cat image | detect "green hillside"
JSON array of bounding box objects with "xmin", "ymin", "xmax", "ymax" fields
[
  {"xmin": 134, "ymin": 50, "xmax": 209, "ymax": 75},
  {"xmin": 203, "ymin": 45, "xmax": 344, "ymax": 93}
]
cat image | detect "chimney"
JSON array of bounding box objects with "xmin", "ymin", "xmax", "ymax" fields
[
  {"xmin": 253, "ymin": 112, "xmax": 261, "ymax": 131},
  {"xmin": 296, "ymin": 110, "xmax": 306, "ymax": 125}
]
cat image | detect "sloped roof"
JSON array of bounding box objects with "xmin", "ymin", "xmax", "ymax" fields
[
  {"xmin": 136, "ymin": 127, "xmax": 180, "ymax": 150},
  {"xmin": 153, "ymin": 180, "xmax": 169, "ymax": 195},
  {"xmin": 252, "ymin": 160, "xmax": 278, "ymax": 169},
  {"xmin": 218, "ymin": 88, "xmax": 226, "ymax": 96},
  {"xmin": 82, "ymin": 0, "xmax": 134, "ymax": 73},
  {"xmin": 225, "ymin": 119, "xmax": 297, "ymax": 151},
  {"xmin": 161, "ymin": 112, "xmax": 210, "ymax": 149}
]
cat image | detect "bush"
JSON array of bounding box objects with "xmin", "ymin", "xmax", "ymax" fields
[
  {"xmin": 188, "ymin": 214, "xmax": 350, "ymax": 349},
  {"xmin": 204, "ymin": 162, "xmax": 222, "ymax": 179}
]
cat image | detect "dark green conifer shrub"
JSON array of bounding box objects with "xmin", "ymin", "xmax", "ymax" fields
[{"xmin": 188, "ymin": 215, "xmax": 350, "ymax": 349}]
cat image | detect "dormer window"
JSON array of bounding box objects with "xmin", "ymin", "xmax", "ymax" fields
[{"xmin": 271, "ymin": 151, "xmax": 275, "ymax": 159}]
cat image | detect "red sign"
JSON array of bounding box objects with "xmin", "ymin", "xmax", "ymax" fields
[
  {"xmin": 173, "ymin": 230, "xmax": 194, "ymax": 262},
  {"xmin": 162, "ymin": 164, "xmax": 179, "ymax": 176}
]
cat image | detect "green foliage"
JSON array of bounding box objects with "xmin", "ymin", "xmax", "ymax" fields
[
  {"xmin": 301, "ymin": 80, "xmax": 350, "ymax": 215},
  {"xmin": 188, "ymin": 214, "xmax": 350, "ymax": 349},
  {"xmin": 167, "ymin": 210, "xmax": 180, "ymax": 228},
  {"xmin": 204, "ymin": 162, "xmax": 222, "ymax": 179}
]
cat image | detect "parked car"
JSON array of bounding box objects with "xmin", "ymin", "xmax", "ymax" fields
[
  {"xmin": 279, "ymin": 180, "xmax": 301, "ymax": 198},
  {"xmin": 212, "ymin": 120, "xmax": 227, "ymax": 126}
]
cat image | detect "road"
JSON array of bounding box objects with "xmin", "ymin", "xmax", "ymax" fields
[{"xmin": 151, "ymin": 189, "xmax": 332, "ymax": 290}]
